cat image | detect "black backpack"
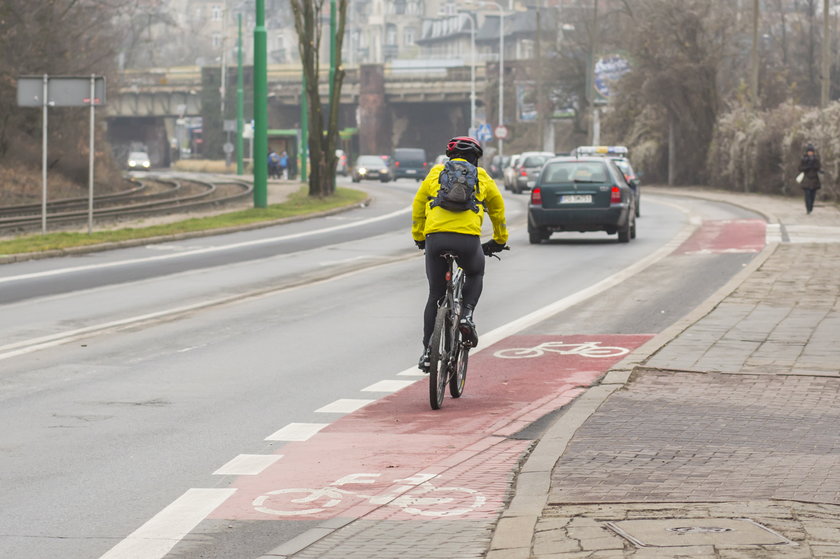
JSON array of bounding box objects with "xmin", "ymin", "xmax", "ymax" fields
[{"xmin": 429, "ymin": 159, "xmax": 481, "ymax": 213}]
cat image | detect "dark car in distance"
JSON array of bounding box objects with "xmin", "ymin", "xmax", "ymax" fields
[
  {"xmin": 527, "ymin": 156, "xmax": 637, "ymax": 244},
  {"xmin": 391, "ymin": 148, "xmax": 428, "ymax": 181},
  {"xmin": 351, "ymin": 155, "xmax": 392, "ymax": 183}
]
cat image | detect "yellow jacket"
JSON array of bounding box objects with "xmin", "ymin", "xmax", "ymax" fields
[{"xmin": 411, "ymin": 159, "xmax": 508, "ymax": 244}]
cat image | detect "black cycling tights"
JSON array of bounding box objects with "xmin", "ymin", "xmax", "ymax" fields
[{"xmin": 423, "ymin": 232, "xmax": 485, "ymax": 347}]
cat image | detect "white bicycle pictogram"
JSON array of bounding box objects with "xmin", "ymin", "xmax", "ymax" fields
[
  {"xmin": 253, "ymin": 473, "xmax": 486, "ymax": 518},
  {"xmin": 493, "ymin": 340, "xmax": 630, "ymax": 359}
]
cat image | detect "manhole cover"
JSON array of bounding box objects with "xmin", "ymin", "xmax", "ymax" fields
[{"xmin": 606, "ymin": 518, "xmax": 794, "ymax": 547}]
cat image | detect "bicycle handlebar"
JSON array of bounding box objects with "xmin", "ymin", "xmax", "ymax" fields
[{"xmin": 485, "ymin": 245, "xmax": 510, "ymax": 260}]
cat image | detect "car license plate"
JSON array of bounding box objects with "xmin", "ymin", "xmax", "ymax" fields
[
  {"xmin": 527, "ymin": 181, "xmax": 535, "ymax": 188},
  {"xmin": 560, "ymin": 194, "xmax": 592, "ymax": 204},
  {"xmin": 407, "ymin": 169, "xmax": 417, "ymax": 175}
]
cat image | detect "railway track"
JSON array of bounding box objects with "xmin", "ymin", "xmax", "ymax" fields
[{"xmin": 0, "ymin": 176, "xmax": 253, "ymax": 234}]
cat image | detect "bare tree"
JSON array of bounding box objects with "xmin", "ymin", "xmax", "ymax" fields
[
  {"xmin": 0, "ymin": 0, "xmax": 126, "ymax": 189},
  {"xmin": 289, "ymin": 0, "xmax": 347, "ymax": 197}
]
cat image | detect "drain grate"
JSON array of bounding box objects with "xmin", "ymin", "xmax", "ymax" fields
[{"xmin": 606, "ymin": 518, "xmax": 795, "ymax": 548}]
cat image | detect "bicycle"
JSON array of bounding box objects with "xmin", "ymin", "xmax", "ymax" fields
[{"xmin": 427, "ymin": 246, "xmax": 507, "ymax": 410}]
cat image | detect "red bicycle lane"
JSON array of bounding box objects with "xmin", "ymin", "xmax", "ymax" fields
[
  {"xmin": 212, "ymin": 334, "xmax": 652, "ymax": 523},
  {"xmin": 675, "ymin": 219, "xmax": 766, "ymax": 255}
]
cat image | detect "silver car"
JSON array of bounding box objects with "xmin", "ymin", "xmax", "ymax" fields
[
  {"xmin": 512, "ymin": 151, "xmax": 554, "ymax": 194},
  {"xmin": 502, "ymin": 154, "xmax": 521, "ymax": 191}
]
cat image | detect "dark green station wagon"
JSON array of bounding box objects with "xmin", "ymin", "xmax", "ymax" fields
[{"xmin": 527, "ymin": 156, "xmax": 637, "ymax": 244}]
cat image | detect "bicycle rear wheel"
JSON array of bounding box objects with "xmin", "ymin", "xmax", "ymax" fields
[
  {"xmin": 428, "ymin": 304, "xmax": 450, "ymax": 410},
  {"xmin": 449, "ymin": 343, "xmax": 469, "ymax": 398}
]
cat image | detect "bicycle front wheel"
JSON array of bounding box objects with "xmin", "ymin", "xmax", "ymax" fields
[{"xmin": 428, "ymin": 304, "xmax": 450, "ymax": 410}]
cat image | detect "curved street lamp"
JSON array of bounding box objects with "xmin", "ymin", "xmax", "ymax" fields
[
  {"xmin": 465, "ymin": 0, "xmax": 506, "ymax": 156},
  {"xmin": 454, "ymin": 12, "xmax": 477, "ymax": 133}
]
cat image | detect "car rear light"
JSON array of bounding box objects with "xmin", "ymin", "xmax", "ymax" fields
[
  {"xmin": 610, "ymin": 186, "xmax": 622, "ymax": 204},
  {"xmin": 423, "ymin": 161, "xmax": 428, "ymax": 167},
  {"xmin": 520, "ymin": 169, "xmax": 527, "ymax": 176},
  {"xmin": 531, "ymin": 187, "xmax": 542, "ymax": 205},
  {"xmin": 395, "ymin": 161, "xmax": 400, "ymax": 167}
]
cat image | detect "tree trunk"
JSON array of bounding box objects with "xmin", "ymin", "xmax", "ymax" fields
[{"xmin": 290, "ymin": 0, "xmax": 347, "ymax": 197}]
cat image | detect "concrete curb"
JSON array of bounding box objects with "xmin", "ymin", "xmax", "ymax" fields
[
  {"xmin": 0, "ymin": 197, "xmax": 372, "ymax": 266},
  {"xmin": 488, "ymin": 192, "xmax": 782, "ymax": 558},
  {"xmin": 487, "ymin": 384, "xmax": 622, "ymax": 559}
]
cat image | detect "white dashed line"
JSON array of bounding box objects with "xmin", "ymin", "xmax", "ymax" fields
[
  {"xmin": 362, "ymin": 379, "xmax": 417, "ymax": 392},
  {"xmin": 98, "ymin": 488, "xmax": 235, "ymax": 559},
  {"xmin": 265, "ymin": 422, "xmax": 329, "ymax": 441},
  {"xmin": 315, "ymin": 399, "xmax": 374, "ymax": 414},
  {"xmin": 213, "ymin": 454, "xmax": 283, "ymax": 476}
]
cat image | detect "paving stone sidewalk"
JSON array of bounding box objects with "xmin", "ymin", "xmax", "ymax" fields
[{"xmin": 497, "ymin": 189, "xmax": 840, "ymax": 558}]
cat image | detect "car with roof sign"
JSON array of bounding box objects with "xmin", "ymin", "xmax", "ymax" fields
[{"xmin": 574, "ymin": 146, "xmax": 641, "ymax": 216}]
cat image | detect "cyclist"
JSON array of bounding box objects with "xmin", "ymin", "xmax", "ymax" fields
[{"xmin": 412, "ymin": 136, "xmax": 508, "ymax": 371}]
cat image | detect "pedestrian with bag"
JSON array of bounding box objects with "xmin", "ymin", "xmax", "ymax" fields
[{"xmin": 798, "ymin": 143, "xmax": 822, "ymax": 214}]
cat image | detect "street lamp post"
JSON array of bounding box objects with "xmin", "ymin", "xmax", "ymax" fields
[
  {"xmin": 455, "ymin": 12, "xmax": 477, "ymax": 133},
  {"xmin": 473, "ymin": 0, "xmax": 505, "ymax": 157}
]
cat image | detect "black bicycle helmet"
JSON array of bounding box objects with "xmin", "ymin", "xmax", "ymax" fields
[{"xmin": 445, "ymin": 136, "xmax": 483, "ymax": 159}]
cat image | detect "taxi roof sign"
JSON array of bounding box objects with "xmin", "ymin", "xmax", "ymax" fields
[{"xmin": 575, "ymin": 145, "xmax": 628, "ymax": 157}]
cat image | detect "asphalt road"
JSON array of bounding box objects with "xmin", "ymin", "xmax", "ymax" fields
[{"xmin": 0, "ymin": 178, "xmax": 763, "ymax": 558}]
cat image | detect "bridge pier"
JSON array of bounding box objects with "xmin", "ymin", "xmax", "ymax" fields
[{"xmin": 359, "ymin": 64, "xmax": 389, "ymax": 156}]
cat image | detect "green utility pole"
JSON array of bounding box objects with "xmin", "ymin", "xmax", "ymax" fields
[
  {"xmin": 253, "ymin": 0, "xmax": 268, "ymax": 207},
  {"xmin": 750, "ymin": 0, "xmax": 759, "ymax": 106},
  {"xmin": 301, "ymin": 70, "xmax": 308, "ymax": 181},
  {"xmin": 329, "ymin": 0, "xmax": 337, "ymax": 108},
  {"xmin": 236, "ymin": 13, "xmax": 244, "ymax": 175}
]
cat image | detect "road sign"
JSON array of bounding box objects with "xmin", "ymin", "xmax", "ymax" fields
[
  {"xmin": 17, "ymin": 75, "xmax": 106, "ymax": 107},
  {"xmin": 494, "ymin": 125, "xmax": 509, "ymax": 140},
  {"xmin": 223, "ymin": 142, "xmax": 234, "ymax": 154},
  {"xmin": 475, "ymin": 123, "xmax": 493, "ymax": 142}
]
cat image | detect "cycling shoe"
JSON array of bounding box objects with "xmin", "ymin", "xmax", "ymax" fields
[{"xmin": 418, "ymin": 348, "xmax": 431, "ymax": 373}]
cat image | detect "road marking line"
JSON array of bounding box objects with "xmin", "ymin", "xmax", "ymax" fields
[
  {"xmin": 0, "ymin": 206, "xmax": 411, "ymax": 285},
  {"xmin": 397, "ymin": 368, "xmax": 426, "ymax": 377},
  {"xmin": 265, "ymin": 422, "xmax": 329, "ymax": 441},
  {"xmin": 361, "ymin": 379, "xmax": 418, "ymax": 392},
  {"xmin": 315, "ymin": 399, "xmax": 374, "ymax": 414},
  {"xmin": 213, "ymin": 454, "xmax": 283, "ymax": 476},
  {"xmin": 0, "ymin": 252, "xmax": 420, "ymax": 363},
  {"xmin": 98, "ymin": 488, "xmax": 235, "ymax": 559}
]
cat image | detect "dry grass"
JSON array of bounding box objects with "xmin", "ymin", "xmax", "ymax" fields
[
  {"xmin": 0, "ymin": 163, "xmax": 134, "ymax": 205},
  {"xmin": 0, "ymin": 186, "xmax": 368, "ymax": 256},
  {"xmin": 172, "ymin": 159, "xmax": 253, "ymax": 174}
]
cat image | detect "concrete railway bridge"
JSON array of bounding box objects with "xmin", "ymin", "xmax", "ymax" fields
[{"xmin": 107, "ymin": 63, "xmax": 491, "ymax": 168}]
